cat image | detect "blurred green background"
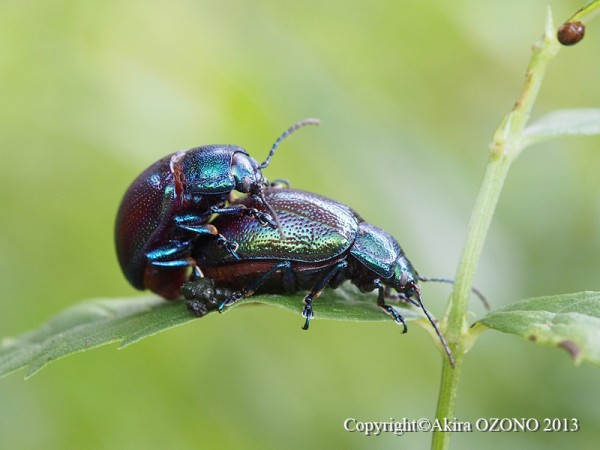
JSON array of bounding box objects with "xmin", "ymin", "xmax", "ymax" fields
[{"xmin": 1, "ymin": 0, "xmax": 599, "ymax": 448}]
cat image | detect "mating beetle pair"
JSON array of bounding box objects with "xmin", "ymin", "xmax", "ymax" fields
[
  {"xmin": 115, "ymin": 119, "xmax": 319, "ymax": 299},
  {"xmin": 115, "ymin": 120, "xmax": 455, "ymax": 365}
]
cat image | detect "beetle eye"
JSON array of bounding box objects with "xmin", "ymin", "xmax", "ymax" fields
[
  {"xmin": 400, "ymin": 271, "xmax": 408, "ymax": 286},
  {"xmin": 241, "ymin": 177, "xmax": 252, "ymax": 192}
]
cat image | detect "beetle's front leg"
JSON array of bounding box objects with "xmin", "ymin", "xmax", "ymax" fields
[
  {"xmin": 174, "ymin": 214, "xmax": 241, "ymax": 260},
  {"xmin": 375, "ymin": 280, "xmax": 407, "ymax": 333},
  {"xmin": 269, "ymin": 179, "xmax": 290, "ymax": 189},
  {"xmin": 209, "ymin": 205, "xmax": 276, "ymax": 229},
  {"xmin": 384, "ymin": 286, "xmax": 419, "ymax": 306}
]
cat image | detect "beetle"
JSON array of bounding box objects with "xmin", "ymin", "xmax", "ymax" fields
[
  {"xmin": 557, "ymin": 21, "xmax": 585, "ymax": 46},
  {"xmin": 114, "ymin": 119, "xmax": 319, "ymax": 299},
  {"xmin": 186, "ymin": 188, "xmax": 455, "ymax": 365}
]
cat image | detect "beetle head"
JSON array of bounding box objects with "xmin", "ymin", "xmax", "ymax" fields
[
  {"xmin": 390, "ymin": 255, "xmax": 420, "ymax": 304},
  {"xmin": 230, "ymin": 152, "xmax": 284, "ymax": 235},
  {"xmin": 231, "ymin": 151, "xmax": 267, "ymax": 195}
]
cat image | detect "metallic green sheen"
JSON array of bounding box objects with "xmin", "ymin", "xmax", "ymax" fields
[
  {"xmin": 351, "ymin": 222, "xmax": 404, "ymax": 279},
  {"xmin": 197, "ymin": 189, "xmax": 359, "ymax": 264},
  {"xmin": 181, "ymin": 146, "xmax": 243, "ymax": 194}
]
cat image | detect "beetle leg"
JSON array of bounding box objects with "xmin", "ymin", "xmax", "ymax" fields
[
  {"xmin": 384, "ymin": 286, "xmax": 419, "ymax": 307},
  {"xmin": 215, "ymin": 234, "xmax": 241, "ymax": 260},
  {"xmin": 210, "ymin": 205, "xmax": 277, "ymax": 229},
  {"xmin": 174, "ymin": 216, "xmax": 242, "ymax": 260},
  {"xmin": 302, "ymin": 260, "xmax": 348, "ymax": 330},
  {"xmin": 149, "ymin": 255, "xmax": 203, "ymax": 277},
  {"xmin": 269, "ymin": 179, "xmax": 290, "ymax": 189},
  {"xmin": 146, "ymin": 240, "xmax": 204, "ymax": 277},
  {"xmin": 375, "ymin": 279, "xmax": 407, "ymax": 333},
  {"xmin": 174, "ymin": 215, "xmax": 218, "ymax": 236},
  {"xmin": 217, "ymin": 261, "xmax": 293, "ymax": 313},
  {"xmin": 243, "ymin": 207, "xmax": 277, "ymax": 228}
]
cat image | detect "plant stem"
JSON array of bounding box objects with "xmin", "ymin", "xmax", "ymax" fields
[
  {"xmin": 431, "ymin": 10, "xmax": 560, "ymax": 450},
  {"xmin": 570, "ymin": 0, "xmax": 600, "ymax": 23}
]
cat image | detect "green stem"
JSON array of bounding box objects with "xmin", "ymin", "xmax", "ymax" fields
[
  {"xmin": 431, "ymin": 9, "xmax": 560, "ymax": 450},
  {"xmin": 430, "ymin": 152, "xmax": 511, "ymax": 450},
  {"xmin": 570, "ymin": 0, "xmax": 600, "ymax": 22}
]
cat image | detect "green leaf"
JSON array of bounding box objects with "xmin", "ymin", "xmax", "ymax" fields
[
  {"xmin": 473, "ymin": 291, "xmax": 600, "ymax": 367},
  {"xmin": 0, "ymin": 285, "xmax": 424, "ymax": 380},
  {"xmin": 522, "ymin": 108, "xmax": 600, "ymax": 148}
]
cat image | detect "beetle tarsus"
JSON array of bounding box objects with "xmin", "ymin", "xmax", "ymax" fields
[
  {"xmin": 217, "ymin": 291, "xmax": 244, "ymax": 313},
  {"xmin": 216, "ymin": 235, "xmax": 241, "ymax": 260},
  {"xmin": 269, "ymin": 179, "xmax": 290, "ymax": 189},
  {"xmin": 380, "ymin": 304, "xmax": 408, "ymax": 333},
  {"xmin": 302, "ymin": 315, "xmax": 311, "ymax": 330},
  {"xmin": 243, "ymin": 207, "xmax": 276, "ymax": 229},
  {"xmin": 302, "ymin": 298, "xmax": 314, "ymax": 330}
]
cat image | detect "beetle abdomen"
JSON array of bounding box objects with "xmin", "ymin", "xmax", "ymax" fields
[
  {"xmin": 203, "ymin": 258, "xmax": 348, "ymax": 293},
  {"xmin": 115, "ymin": 155, "xmax": 179, "ymax": 288}
]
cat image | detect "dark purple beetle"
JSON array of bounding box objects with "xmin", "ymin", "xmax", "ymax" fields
[{"xmin": 115, "ymin": 119, "xmax": 319, "ymax": 299}]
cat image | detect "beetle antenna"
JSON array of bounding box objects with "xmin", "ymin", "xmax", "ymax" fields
[
  {"xmin": 413, "ymin": 284, "xmax": 455, "ymax": 367},
  {"xmin": 418, "ymin": 276, "xmax": 490, "ymax": 311},
  {"xmin": 256, "ymin": 191, "xmax": 285, "ymax": 239},
  {"xmin": 259, "ymin": 118, "xmax": 321, "ymax": 169}
]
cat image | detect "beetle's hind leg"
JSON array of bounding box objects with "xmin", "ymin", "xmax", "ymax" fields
[{"xmin": 217, "ymin": 261, "xmax": 294, "ymax": 312}]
